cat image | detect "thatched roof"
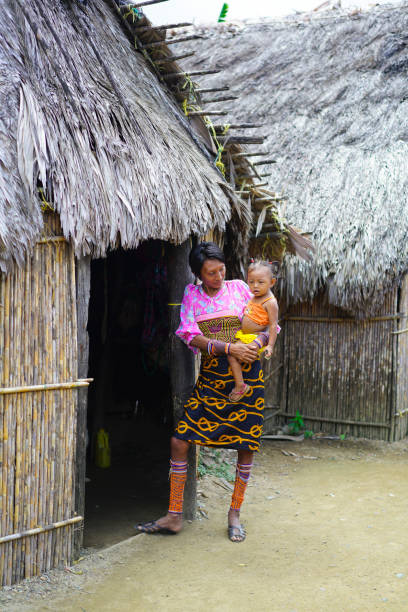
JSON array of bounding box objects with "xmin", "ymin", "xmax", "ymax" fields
[
  {"xmin": 0, "ymin": 0, "xmax": 239, "ymax": 272},
  {"xmin": 180, "ymin": 3, "xmax": 408, "ymax": 313}
]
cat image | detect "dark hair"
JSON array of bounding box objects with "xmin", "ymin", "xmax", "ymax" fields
[
  {"xmin": 248, "ymin": 259, "xmax": 280, "ymax": 280},
  {"xmin": 189, "ymin": 242, "xmax": 225, "ymax": 278}
]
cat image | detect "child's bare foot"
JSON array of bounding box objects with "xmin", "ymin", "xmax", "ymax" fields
[
  {"xmin": 136, "ymin": 512, "xmax": 183, "ymax": 535},
  {"xmin": 229, "ymin": 383, "xmax": 250, "ymax": 403}
]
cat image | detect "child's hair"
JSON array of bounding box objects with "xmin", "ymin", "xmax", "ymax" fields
[{"xmin": 248, "ymin": 258, "xmax": 280, "ymax": 280}]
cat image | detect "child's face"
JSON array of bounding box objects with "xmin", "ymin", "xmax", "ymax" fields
[{"xmin": 247, "ymin": 267, "xmax": 276, "ymax": 297}]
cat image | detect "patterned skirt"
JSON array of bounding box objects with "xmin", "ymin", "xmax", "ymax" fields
[{"xmin": 174, "ymin": 355, "xmax": 265, "ymax": 452}]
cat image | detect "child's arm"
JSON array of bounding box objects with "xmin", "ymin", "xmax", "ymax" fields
[{"xmin": 263, "ymin": 297, "xmax": 279, "ymax": 359}]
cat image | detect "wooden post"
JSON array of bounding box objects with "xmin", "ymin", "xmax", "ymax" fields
[
  {"xmin": 74, "ymin": 256, "xmax": 91, "ymax": 556},
  {"xmin": 167, "ymin": 241, "xmax": 197, "ymax": 521}
]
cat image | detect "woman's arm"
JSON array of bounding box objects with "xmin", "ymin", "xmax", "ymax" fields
[{"xmin": 190, "ymin": 335, "xmax": 259, "ymax": 363}]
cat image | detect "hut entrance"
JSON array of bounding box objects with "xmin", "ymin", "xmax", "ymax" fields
[{"xmin": 84, "ymin": 241, "xmax": 172, "ymax": 548}]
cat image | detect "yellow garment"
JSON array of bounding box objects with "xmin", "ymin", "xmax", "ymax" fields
[
  {"xmin": 235, "ymin": 330, "xmax": 265, "ymax": 353},
  {"xmin": 95, "ymin": 428, "xmax": 111, "ymax": 468}
]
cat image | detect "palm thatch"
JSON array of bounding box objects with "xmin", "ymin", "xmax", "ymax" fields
[
  {"xmin": 180, "ymin": 3, "xmax": 408, "ymax": 313},
  {"xmin": 0, "ymin": 0, "xmax": 243, "ymax": 272}
]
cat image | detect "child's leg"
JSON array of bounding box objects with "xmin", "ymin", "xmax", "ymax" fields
[
  {"xmin": 228, "ymin": 354, "xmax": 245, "ymax": 388},
  {"xmin": 227, "ymin": 353, "xmax": 251, "ymax": 403}
]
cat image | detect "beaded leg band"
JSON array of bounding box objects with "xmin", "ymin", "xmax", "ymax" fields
[
  {"xmin": 230, "ymin": 462, "xmax": 253, "ymax": 512},
  {"xmin": 168, "ymin": 460, "xmax": 188, "ymax": 514}
]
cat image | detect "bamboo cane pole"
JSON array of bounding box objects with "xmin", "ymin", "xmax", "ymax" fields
[
  {"xmin": 35, "ymin": 244, "xmax": 46, "ymax": 576},
  {"xmin": 45, "ymin": 242, "xmax": 53, "ymax": 571},
  {"xmin": 0, "ymin": 517, "xmax": 83, "ymax": 544},
  {"xmin": 0, "ymin": 273, "xmax": 5, "ymax": 585},
  {"xmin": 50, "ymin": 243, "xmax": 60, "ymax": 569},
  {"xmin": 27, "ymin": 257, "xmax": 34, "ymax": 578},
  {"xmin": 23, "ymin": 257, "xmax": 33, "ymax": 578},
  {"xmin": 19, "ymin": 263, "xmax": 28, "ymax": 582},
  {"xmin": 68, "ymin": 245, "xmax": 78, "ymax": 565},
  {"xmin": 14, "ymin": 269, "xmax": 23, "ymax": 582},
  {"xmin": 7, "ymin": 274, "xmax": 15, "ymax": 585},
  {"xmin": 19, "ymin": 265, "xmax": 27, "ymax": 582},
  {"xmin": 62, "ymin": 242, "xmax": 71, "ymax": 566},
  {"xmin": 60, "ymin": 242, "xmax": 68, "ymax": 566},
  {"xmin": 0, "ymin": 381, "xmax": 91, "ymax": 395},
  {"xmin": 30, "ymin": 255, "xmax": 40, "ymax": 578}
]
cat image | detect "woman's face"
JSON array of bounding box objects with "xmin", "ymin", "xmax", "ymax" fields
[{"xmin": 200, "ymin": 258, "xmax": 226, "ymax": 291}]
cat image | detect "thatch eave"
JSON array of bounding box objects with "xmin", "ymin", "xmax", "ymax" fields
[
  {"xmin": 180, "ymin": 3, "xmax": 408, "ymax": 313},
  {"xmin": 0, "ymin": 0, "xmax": 239, "ymax": 272}
]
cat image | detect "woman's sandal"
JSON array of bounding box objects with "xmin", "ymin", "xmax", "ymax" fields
[
  {"xmin": 136, "ymin": 520, "xmax": 178, "ymax": 535},
  {"xmin": 229, "ymin": 383, "xmax": 250, "ymax": 403},
  {"xmin": 228, "ymin": 524, "xmax": 246, "ymax": 543}
]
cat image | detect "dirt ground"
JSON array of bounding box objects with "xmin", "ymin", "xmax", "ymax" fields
[{"xmin": 1, "ymin": 438, "xmax": 408, "ymax": 612}]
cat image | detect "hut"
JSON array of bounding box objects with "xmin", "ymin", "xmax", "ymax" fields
[
  {"xmin": 0, "ymin": 0, "xmax": 256, "ymax": 586},
  {"xmin": 180, "ymin": 3, "xmax": 408, "ymax": 441},
  {"xmin": 0, "ymin": 0, "xmax": 312, "ymax": 587}
]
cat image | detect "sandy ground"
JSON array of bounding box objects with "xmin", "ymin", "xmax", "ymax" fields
[{"xmin": 1, "ymin": 438, "xmax": 408, "ymax": 612}]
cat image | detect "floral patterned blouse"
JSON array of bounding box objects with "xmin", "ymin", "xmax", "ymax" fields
[{"xmin": 175, "ymin": 280, "xmax": 252, "ymax": 353}]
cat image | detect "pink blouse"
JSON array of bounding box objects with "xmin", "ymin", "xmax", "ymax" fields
[{"xmin": 176, "ymin": 280, "xmax": 252, "ymax": 353}]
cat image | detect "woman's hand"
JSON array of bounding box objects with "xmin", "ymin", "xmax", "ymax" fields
[{"xmin": 230, "ymin": 342, "xmax": 258, "ymax": 363}]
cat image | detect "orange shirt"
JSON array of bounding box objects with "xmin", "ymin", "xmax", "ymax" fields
[{"xmin": 243, "ymin": 296, "xmax": 273, "ymax": 327}]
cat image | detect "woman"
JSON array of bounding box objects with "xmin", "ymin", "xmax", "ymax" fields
[{"xmin": 137, "ymin": 242, "xmax": 277, "ymax": 542}]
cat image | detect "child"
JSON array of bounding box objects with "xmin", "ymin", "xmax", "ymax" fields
[{"xmin": 228, "ymin": 260, "xmax": 279, "ymax": 402}]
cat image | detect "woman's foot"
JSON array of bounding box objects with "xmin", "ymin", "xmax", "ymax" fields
[
  {"xmin": 136, "ymin": 513, "xmax": 183, "ymax": 535},
  {"xmin": 227, "ymin": 508, "xmax": 246, "ymax": 542},
  {"xmin": 229, "ymin": 383, "xmax": 250, "ymax": 403}
]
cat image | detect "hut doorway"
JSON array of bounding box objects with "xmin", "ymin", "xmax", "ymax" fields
[{"xmin": 84, "ymin": 241, "xmax": 172, "ymax": 548}]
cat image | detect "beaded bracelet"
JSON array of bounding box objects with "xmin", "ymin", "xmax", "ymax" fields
[
  {"xmin": 253, "ymin": 338, "xmax": 262, "ymax": 350},
  {"xmin": 212, "ymin": 339, "xmax": 226, "ymax": 354},
  {"xmin": 224, "ymin": 342, "xmax": 231, "ymax": 355},
  {"xmin": 207, "ymin": 341, "xmax": 214, "ymax": 355}
]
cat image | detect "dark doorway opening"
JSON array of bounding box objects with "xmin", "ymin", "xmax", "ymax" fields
[{"xmin": 84, "ymin": 241, "xmax": 172, "ymax": 548}]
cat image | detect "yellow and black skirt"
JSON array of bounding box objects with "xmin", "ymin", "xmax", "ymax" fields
[{"xmin": 174, "ymin": 355, "xmax": 264, "ymax": 452}]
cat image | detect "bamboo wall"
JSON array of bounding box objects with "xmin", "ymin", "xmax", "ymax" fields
[
  {"xmin": 273, "ymin": 289, "xmax": 405, "ymax": 440},
  {"xmin": 0, "ymin": 214, "xmax": 82, "ymax": 586}
]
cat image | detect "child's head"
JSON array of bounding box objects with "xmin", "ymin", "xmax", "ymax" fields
[{"xmin": 247, "ymin": 260, "xmax": 279, "ymax": 296}]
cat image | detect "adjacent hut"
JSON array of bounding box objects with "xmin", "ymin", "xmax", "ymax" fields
[
  {"xmin": 0, "ymin": 0, "xmax": 258, "ymax": 586},
  {"xmin": 181, "ymin": 4, "xmax": 408, "ymax": 441}
]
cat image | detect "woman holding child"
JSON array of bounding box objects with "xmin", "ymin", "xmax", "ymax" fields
[{"xmin": 137, "ymin": 242, "xmax": 279, "ymax": 542}]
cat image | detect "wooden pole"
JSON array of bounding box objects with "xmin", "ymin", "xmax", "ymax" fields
[
  {"xmin": 253, "ymin": 159, "xmax": 277, "ymax": 165},
  {"xmin": 232, "ymin": 151, "xmax": 269, "ymax": 158},
  {"xmin": 162, "ymin": 70, "xmax": 221, "ymax": 79},
  {"xmin": 201, "ymin": 96, "xmax": 239, "ymax": 104},
  {"xmin": 142, "ymin": 35, "xmax": 203, "ymax": 48},
  {"xmin": 219, "ymin": 136, "xmax": 265, "ymax": 144},
  {"xmin": 122, "ymin": 0, "xmax": 169, "ymax": 8},
  {"xmin": 167, "ymin": 241, "xmax": 197, "ymax": 521},
  {"xmin": 213, "ymin": 123, "xmax": 262, "ymax": 130},
  {"xmin": 272, "ymin": 412, "xmax": 391, "ymax": 429},
  {"xmin": 74, "ymin": 256, "xmax": 91, "ymax": 557},
  {"xmin": 155, "ymin": 52, "xmax": 195, "ymax": 64},
  {"xmin": 188, "ymin": 111, "xmax": 229, "ymax": 116},
  {"xmin": 134, "ymin": 22, "xmax": 193, "ymax": 31},
  {"xmin": 195, "ymin": 87, "xmax": 230, "ymax": 93}
]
